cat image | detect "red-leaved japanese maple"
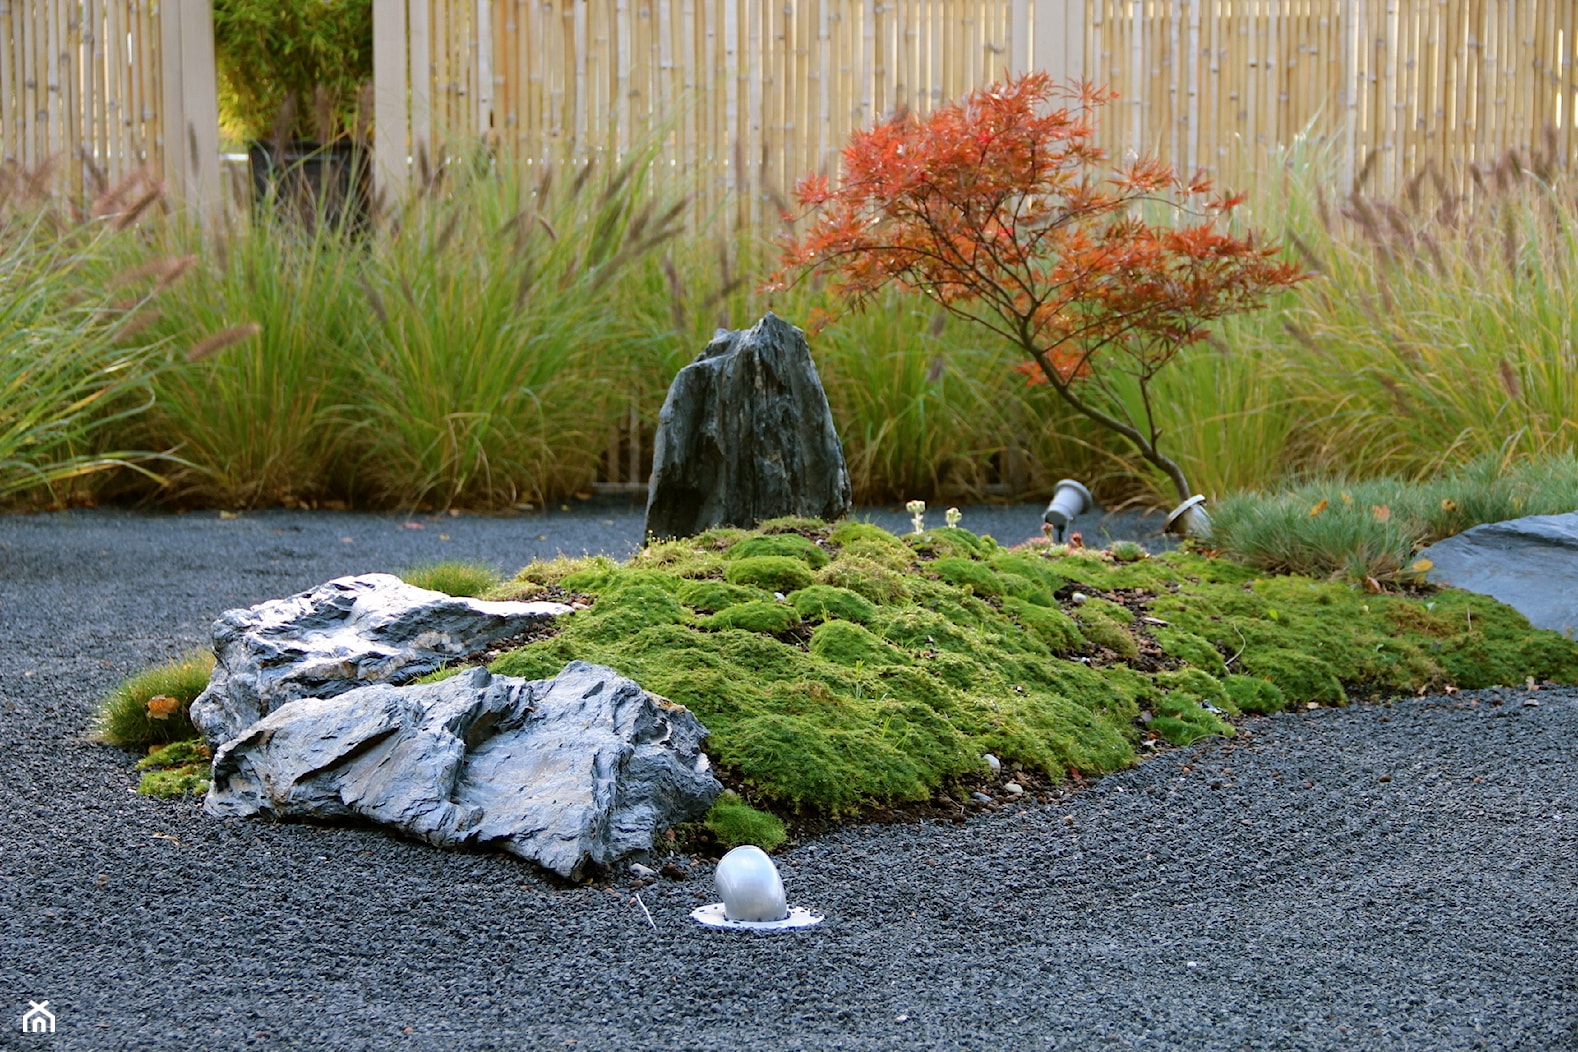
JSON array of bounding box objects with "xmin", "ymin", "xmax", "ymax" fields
[{"xmin": 769, "ymin": 73, "xmax": 1306, "ymax": 508}]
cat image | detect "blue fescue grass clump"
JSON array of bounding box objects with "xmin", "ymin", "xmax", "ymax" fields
[{"xmin": 1210, "ymin": 453, "xmax": 1578, "ymax": 582}]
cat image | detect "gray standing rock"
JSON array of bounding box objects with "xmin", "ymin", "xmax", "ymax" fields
[
  {"xmin": 205, "ymin": 662, "xmax": 722, "ymax": 879},
  {"xmin": 644, "ymin": 312, "xmax": 852, "ymax": 539},
  {"xmin": 190, "ymin": 573, "xmax": 573, "ymax": 746},
  {"xmin": 1419, "ymin": 512, "xmax": 1578, "ymax": 637}
]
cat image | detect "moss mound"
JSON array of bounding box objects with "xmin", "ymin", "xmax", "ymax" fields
[
  {"xmin": 135, "ymin": 739, "xmax": 212, "ymax": 798},
  {"xmin": 724, "ymin": 555, "xmax": 815, "ymax": 593},
  {"xmin": 725, "ymin": 533, "xmax": 830, "ymax": 569},
  {"xmin": 476, "ymin": 521, "xmax": 1578, "ymax": 823},
  {"xmin": 703, "ymin": 792, "xmax": 788, "ymax": 851},
  {"xmin": 789, "ymin": 584, "xmax": 878, "ymax": 624}
]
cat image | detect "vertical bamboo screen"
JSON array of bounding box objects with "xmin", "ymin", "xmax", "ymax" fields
[
  {"xmin": 0, "ymin": 0, "xmax": 217, "ymax": 212},
  {"xmin": 381, "ymin": 0, "xmax": 1024, "ymax": 222},
  {"xmin": 1082, "ymin": 0, "xmax": 1578, "ymax": 200},
  {"xmin": 1, "ymin": 0, "xmax": 164, "ymax": 195},
  {"xmin": 6, "ymin": 1, "xmax": 1578, "ymax": 215},
  {"xmin": 373, "ymin": 0, "xmax": 1578, "ymax": 225}
]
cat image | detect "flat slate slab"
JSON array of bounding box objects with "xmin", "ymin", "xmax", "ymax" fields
[{"xmin": 1419, "ymin": 511, "xmax": 1578, "ymax": 638}]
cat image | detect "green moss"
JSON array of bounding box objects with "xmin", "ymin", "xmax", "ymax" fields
[
  {"xmin": 789, "ymin": 584, "xmax": 879, "ymax": 624},
  {"xmin": 829, "ymin": 520, "xmax": 897, "ymax": 546},
  {"xmin": 978, "ymin": 689, "xmax": 1136, "ymax": 780},
  {"xmin": 724, "ymin": 555, "xmax": 815, "ymax": 593},
  {"xmin": 1155, "ymin": 629, "xmax": 1227, "ymax": 677},
  {"xmin": 399, "ymin": 560, "xmax": 501, "ymax": 597},
  {"xmin": 704, "ymin": 792, "xmax": 788, "ymax": 851},
  {"xmin": 996, "ymin": 572, "xmax": 1054, "ymax": 607},
  {"xmin": 573, "ymin": 584, "xmax": 691, "ymax": 644},
  {"xmin": 134, "ymin": 737, "xmax": 212, "ymax": 799},
  {"xmin": 459, "ymin": 518, "xmax": 1578, "ymax": 825},
  {"xmin": 912, "ymin": 526, "xmax": 997, "ymax": 559},
  {"xmin": 136, "ymin": 739, "xmax": 210, "ymax": 769},
  {"xmin": 814, "ymin": 556, "xmax": 911, "ymax": 604},
  {"xmin": 725, "ymin": 533, "xmax": 830, "ymax": 568},
  {"xmin": 1153, "ymin": 668, "xmax": 1235, "ymax": 713},
  {"xmin": 1237, "ymin": 647, "xmax": 1346, "ymax": 706},
  {"xmin": 510, "ymin": 554, "xmax": 613, "ymax": 591},
  {"xmin": 838, "ymin": 538, "xmax": 915, "ymax": 572},
  {"xmin": 489, "ymin": 638, "xmax": 580, "ymax": 680},
  {"xmin": 629, "ymin": 539, "xmax": 729, "ymax": 579},
  {"xmin": 808, "ymin": 620, "xmax": 907, "ymax": 667},
  {"xmin": 830, "ymin": 520, "xmax": 914, "ymax": 563},
  {"xmin": 703, "ymin": 600, "xmax": 802, "ymax": 634},
  {"xmin": 989, "ymin": 553, "xmax": 1068, "ymax": 594},
  {"xmin": 677, "ymin": 579, "xmax": 771, "ymax": 612},
  {"xmin": 1074, "ymin": 610, "xmax": 1139, "ymax": 660},
  {"xmin": 874, "ymin": 607, "xmax": 984, "ymax": 659},
  {"xmin": 756, "ymin": 515, "xmax": 830, "ymax": 536},
  {"xmin": 1222, "ymin": 673, "xmax": 1288, "ymax": 714},
  {"xmin": 919, "ymin": 651, "xmax": 987, "ymax": 691},
  {"xmin": 1001, "ymin": 596, "xmax": 1083, "ymax": 654},
  {"xmin": 931, "ymin": 557, "xmax": 1005, "ymax": 596},
  {"xmin": 137, "ymin": 766, "xmax": 210, "ymax": 799},
  {"xmin": 96, "ymin": 650, "xmax": 215, "ymax": 749},
  {"xmin": 1425, "ymin": 589, "xmax": 1578, "ymax": 687},
  {"xmin": 1080, "ymin": 596, "xmax": 1135, "ymax": 624},
  {"xmin": 557, "ymin": 557, "xmax": 624, "ymax": 593},
  {"xmin": 1109, "ymin": 540, "xmax": 1148, "ymax": 563},
  {"xmin": 906, "ymin": 579, "xmax": 996, "ymax": 631}
]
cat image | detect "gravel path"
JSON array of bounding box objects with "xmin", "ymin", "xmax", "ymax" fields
[{"xmin": 0, "ymin": 501, "xmax": 1572, "ymax": 1051}]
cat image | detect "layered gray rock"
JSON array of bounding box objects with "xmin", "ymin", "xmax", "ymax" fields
[
  {"xmin": 1419, "ymin": 512, "xmax": 1578, "ymax": 637},
  {"xmin": 644, "ymin": 312, "xmax": 852, "ymax": 539},
  {"xmin": 206, "ymin": 662, "xmax": 722, "ymax": 879},
  {"xmin": 190, "ymin": 573, "xmax": 573, "ymax": 746}
]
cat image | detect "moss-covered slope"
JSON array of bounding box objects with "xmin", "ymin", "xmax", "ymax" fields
[{"xmin": 485, "ymin": 519, "xmax": 1578, "ymax": 818}]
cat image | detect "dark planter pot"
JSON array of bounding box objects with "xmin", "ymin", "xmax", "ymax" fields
[{"xmin": 247, "ymin": 140, "xmax": 371, "ymax": 232}]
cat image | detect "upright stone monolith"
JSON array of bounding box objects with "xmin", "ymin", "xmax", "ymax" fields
[{"xmin": 644, "ymin": 312, "xmax": 852, "ymax": 539}]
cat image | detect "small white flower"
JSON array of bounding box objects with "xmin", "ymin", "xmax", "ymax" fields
[
  {"xmin": 945, "ymin": 507, "xmax": 961, "ymax": 529},
  {"xmin": 905, "ymin": 499, "xmax": 926, "ymax": 534}
]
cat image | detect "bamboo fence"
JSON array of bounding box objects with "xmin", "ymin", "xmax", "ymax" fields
[
  {"xmin": 1084, "ymin": 0, "xmax": 1578, "ymax": 199},
  {"xmin": 1, "ymin": 0, "xmax": 218, "ymax": 213},
  {"xmin": 6, "ymin": 2, "xmax": 1578, "ymax": 218}
]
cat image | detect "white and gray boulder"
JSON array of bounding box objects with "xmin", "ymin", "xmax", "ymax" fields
[
  {"xmin": 644, "ymin": 312, "xmax": 852, "ymax": 539},
  {"xmin": 1419, "ymin": 511, "xmax": 1578, "ymax": 637},
  {"xmin": 190, "ymin": 573, "xmax": 573, "ymax": 746},
  {"xmin": 205, "ymin": 662, "xmax": 722, "ymax": 879}
]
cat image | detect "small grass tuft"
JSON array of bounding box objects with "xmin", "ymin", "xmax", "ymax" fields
[
  {"xmin": 96, "ymin": 650, "xmax": 215, "ymax": 749},
  {"xmin": 400, "ymin": 560, "xmax": 503, "ymax": 597}
]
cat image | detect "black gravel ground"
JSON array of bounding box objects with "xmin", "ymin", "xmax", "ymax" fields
[{"xmin": 1, "ymin": 500, "xmax": 1573, "ymax": 1051}]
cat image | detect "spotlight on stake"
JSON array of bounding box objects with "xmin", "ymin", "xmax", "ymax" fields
[{"xmin": 691, "ymin": 846, "xmax": 823, "ymax": 931}]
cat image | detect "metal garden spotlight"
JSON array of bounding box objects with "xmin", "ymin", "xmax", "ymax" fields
[{"xmin": 1043, "ymin": 479, "xmax": 1093, "ymax": 543}]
